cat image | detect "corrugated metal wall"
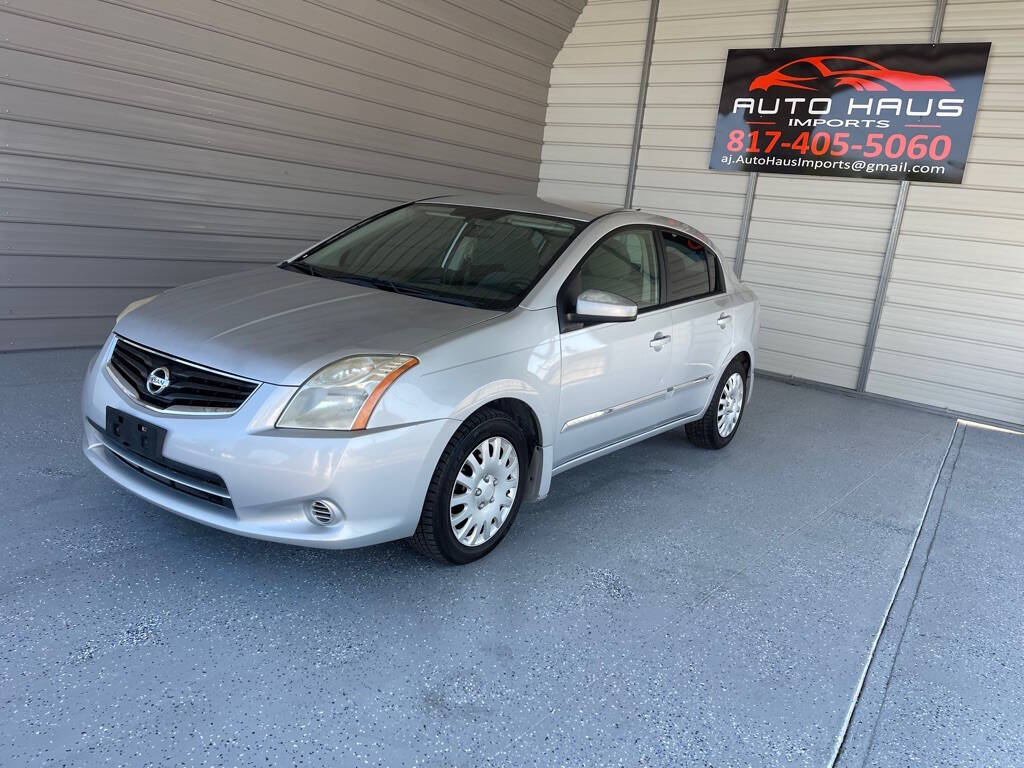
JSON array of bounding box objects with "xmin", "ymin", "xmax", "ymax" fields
[
  {"xmin": 539, "ymin": 0, "xmax": 779, "ymax": 269},
  {"xmin": 1, "ymin": 0, "xmax": 585, "ymax": 350},
  {"xmin": 743, "ymin": 0, "xmax": 935, "ymax": 388},
  {"xmin": 865, "ymin": 0, "xmax": 1024, "ymax": 424},
  {"xmin": 632, "ymin": 0, "xmax": 777, "ymax": 272},
  {"xmin": 540, "ymin": 0, "xmax": 1024, "ymax": 425},
  {"xmin": 540, "ymin": 0, "xmax": 925, "ymax": 389},
  {"xmin": 537, "ymin": 0, "xmax": 652, "ymax": 205}
]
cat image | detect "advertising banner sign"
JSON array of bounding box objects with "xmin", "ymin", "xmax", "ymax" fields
[{"xmin": 710, "ymin": 43, "xmax": 990, "ymax": 183}]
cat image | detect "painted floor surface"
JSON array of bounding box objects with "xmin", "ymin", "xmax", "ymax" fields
[
  {"xmin": 835, "ymin": 422, "xmax": 1024, "ymax": 768},
  {"xmin": 1, "ymin": 349, "xmax": 1020, "ymax": 767}
]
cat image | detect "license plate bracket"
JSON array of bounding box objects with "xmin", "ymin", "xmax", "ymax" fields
[{"xmin": 105, "ymin": 407, "xmax": 166, "ymax": 461}]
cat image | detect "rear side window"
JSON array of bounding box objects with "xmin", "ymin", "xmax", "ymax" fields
[{"xmin": 661, "ymin": 232, "xmax": 715, "ymax": 302}]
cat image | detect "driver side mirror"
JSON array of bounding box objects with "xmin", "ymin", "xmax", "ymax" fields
[{"xmin": 568, "ymin": 289, "xmax": 638, "ymax": 324}]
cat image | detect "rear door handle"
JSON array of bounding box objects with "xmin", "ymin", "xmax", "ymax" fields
[
  {"xmin": 650, "ymin": 332, "xmax": 671, "ymax": 349},
  {"xmin": 717, "ymin": 313, "xmax": 732, "ymax": 328}
]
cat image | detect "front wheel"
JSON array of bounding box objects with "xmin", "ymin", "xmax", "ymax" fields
[
  {"xmin": 685, "ymin": 360, "xmax": 748, "ymax": 449},
  {"xmin": 410, "ymin": 408, "xmax": 527, "ymax": 564}
]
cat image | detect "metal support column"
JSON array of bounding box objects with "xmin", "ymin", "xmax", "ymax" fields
[
  {"xmin": 732, "ymin": 0, "xmax": 788, "ymax": 278},
  {"xmin": 855, "ymin": 0, "xmax": 948, "ymax": 391},
  {"xmin": 624, "ymin": 0, "xmax": 660, "ymax": 208}
]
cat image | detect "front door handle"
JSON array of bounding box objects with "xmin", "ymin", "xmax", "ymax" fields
[
  {"xmin": 649, "ymin": 332, "xmax": 671, "ymax": 350},
  {"xmin": 717, "ymin": 312, "xmax": 732, "ymax": 328}
]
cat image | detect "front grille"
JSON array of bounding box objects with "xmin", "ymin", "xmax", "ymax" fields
[{"xmin": 109, "ymin": 338, "xmax": 258, "ymax": 412}]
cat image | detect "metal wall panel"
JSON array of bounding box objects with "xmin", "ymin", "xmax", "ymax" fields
[
  {"xmin": 540, "ymin": 0, "xmax": 779, "ymax": 256},
  {"xmin": 743, "ymin": 0, "xmax": 936, "ymax": 388},
  {"xmin": 538, "ymin": 0, "xmax": 651, "ymax": 205},
  {"xmin": 1, "ymin": 0, "xmax": 585, "ymax": 350},
  {"xmin": 632, "ymin": 0, "xmax": 778, "ymax": 270},
  {"xmin": 538, "ymin": 0, "xmax": 1022, "ymax": 424},
  {"xmin": 866, "ymin": 0, "xmax": 1024, "ymax": 424}
]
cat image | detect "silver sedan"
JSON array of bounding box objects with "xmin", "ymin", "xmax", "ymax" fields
[{"xmin": 82, "ymin": 194, "xmax": 759, "ymax": 563}]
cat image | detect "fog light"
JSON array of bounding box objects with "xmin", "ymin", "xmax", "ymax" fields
[{"xmin": 306, "ymin": 499, "xmax": 342, "ymax": 526}]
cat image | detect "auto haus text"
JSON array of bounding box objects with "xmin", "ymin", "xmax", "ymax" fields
[{"xmin": 731, "ymin": 96, "xmax": 965, "ymax": 128}]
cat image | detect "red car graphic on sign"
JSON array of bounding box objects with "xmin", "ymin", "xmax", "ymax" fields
[{"xmin": 750, "ymin": 56, "xmax": 955, "ymax": 92}]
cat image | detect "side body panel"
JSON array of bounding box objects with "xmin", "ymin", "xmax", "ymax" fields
[
  {"xmin": 668, "ymin": 292, "xmax": 738, "ymax": 415},
  {"xmin": 370, "ymin": 307, "xmax": 563, "ymax": 447},
  {"xmin": 554, "ymin": 304, "xmax": 675, "ymax": 464}
]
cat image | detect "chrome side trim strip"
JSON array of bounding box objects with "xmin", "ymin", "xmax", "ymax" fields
[
  {"xmin": 561, "ymin": 408, "xmax": 611, "ymax": 432},
  {"xmin": 98, "ymin": 438, "xmax": 231, "ymax": 500},
  {"xmin": 672, "ymin": 374, "xmax": 713, "ymax": 391},
  {"xmin": 560, "ymin": 375, "xmax": 713, "ymax": 432},
  {"xmin": 561, "ymin": 390, "xmax": 665, "ymax": 432},
  {"xmin": 553, "ymin": 410, "xmax": 703, "ymax": 475}
]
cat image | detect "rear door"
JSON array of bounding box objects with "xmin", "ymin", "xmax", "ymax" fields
[{"xmin": 660, "ymin": 231, "xmax": 736, "ymax": 416}]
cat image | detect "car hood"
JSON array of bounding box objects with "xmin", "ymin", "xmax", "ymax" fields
[{"xmin": 115, "ymin": 267, "xmax": 503, "ymax": 385}]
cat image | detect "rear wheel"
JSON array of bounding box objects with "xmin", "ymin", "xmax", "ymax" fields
[
  {"xmin": 410, "ymin": 408, "xmax": 527, "ymax": 564},
  {"xmin": 685, "ymin": 359, "xmax": 747, "ymax": 449}
]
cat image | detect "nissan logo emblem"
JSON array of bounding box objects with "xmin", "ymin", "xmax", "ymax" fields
[{"xmin": 146, "ymin": 366, "xmax": 171, "ymax": 395}]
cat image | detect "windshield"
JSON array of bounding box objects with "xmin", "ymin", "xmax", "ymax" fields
[{"xmin": 288, "ymin": 203, "xmax": 585, "ymax": 310}]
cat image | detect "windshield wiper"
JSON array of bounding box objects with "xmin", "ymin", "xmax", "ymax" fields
[
  {"xmin": 341, "ymin": 274, "xmax": 479, "ymax": 308},
  {"xmin": 281, "ymin": 265, "xmax": 480, "ymax": 307},
  {"xmin": 283, "ymin": 265, "xmax": 396, "ymax": 292},
  {"xmin": 331, "ymin": 273, "xmax": 394, "ymax": 291},
  {"xmin": 386, "ymin": 284, "xmax": 478, "ymax": 307},
  {"xmin": 280, "ymin": 261, "xmax": 322, "ymax": 277}
]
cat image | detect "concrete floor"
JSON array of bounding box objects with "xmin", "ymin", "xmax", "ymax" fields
[{"xmin": 2, "ymin": 349, "xmax": 1022, "ymax": 767}]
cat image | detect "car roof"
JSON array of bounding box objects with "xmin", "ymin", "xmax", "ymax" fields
[
  {"xmin": 420, "ymin": 193, "xmax": 624, "ymax": 222},
  {"xmin": 414, "ymin": 193, "xmax": 719, "ymax": 254}
]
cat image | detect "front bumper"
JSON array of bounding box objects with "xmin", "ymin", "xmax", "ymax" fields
[{"xmin": 81, "ymin": 338, "xmax": 458, "ymax": 548}]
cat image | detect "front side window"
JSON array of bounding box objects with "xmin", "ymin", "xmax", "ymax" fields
[
  {"xmin": 575, "ymin": 228, "xmax": 660, "ymax": 310},
  {"xmin": 662, "ymin": 232, "xmax": 713, "ymax": 302},
  {"xmin": 289, "ymin": 204, "xmax": 584, "ymax": 310}
]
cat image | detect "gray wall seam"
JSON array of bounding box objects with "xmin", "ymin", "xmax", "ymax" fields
[
  {"xmin": 732, "ymin": 0, "xmax": 788, "ymax": 279},
  {"xmin": 624, "ymin": 0, "xmax": 660, "ymax": 208},
  {"xmin": 855, "ymin": 0, "xmax": 948, "ymax": 392}
]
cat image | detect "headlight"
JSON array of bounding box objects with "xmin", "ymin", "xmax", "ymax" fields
[
  {"xmin": 277, "ymin": 355, "xmax": 418, "ymax": 431},
  {"xmin": 116, "ymin": 295, "xmax": 156, "ymax": 323}
]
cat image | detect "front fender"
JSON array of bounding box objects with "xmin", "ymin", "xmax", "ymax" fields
[{"xmin": 366, "ymin": 307, "xmax": 562, "ymax": 448}]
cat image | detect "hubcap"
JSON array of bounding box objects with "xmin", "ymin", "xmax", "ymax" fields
[
  {"xmin": 717, "ymin": 373, "xmax": 744, "ymax": 437},
  {"xmin": 450, "ymin": 437, "xmax": 520, "ymax": 547}
]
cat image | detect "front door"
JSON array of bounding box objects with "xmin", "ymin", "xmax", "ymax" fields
[{"xmin": 554, "ymin": 228, "xmax": 676, "ymax": 465}]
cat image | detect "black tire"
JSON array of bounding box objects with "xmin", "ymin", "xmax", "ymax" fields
[
  {"xmin": 685, "ymin": 359, "xmax": 748, "ymax": 450},
  {"xmin": 410, "ymin": 408, "xmax": 528, "ymax": 564}
]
